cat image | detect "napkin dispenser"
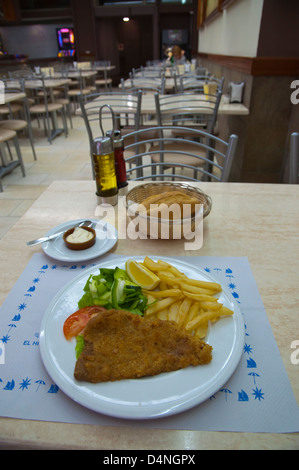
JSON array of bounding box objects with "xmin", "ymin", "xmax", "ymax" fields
[{"xmin": 228, "ymin": 82, "xmax": 244, "ymax": 103}]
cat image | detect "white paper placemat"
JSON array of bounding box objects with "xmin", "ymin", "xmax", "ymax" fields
[{"xmin": 0, "ymin": 253, "xmax": 298, "ymax": 433}]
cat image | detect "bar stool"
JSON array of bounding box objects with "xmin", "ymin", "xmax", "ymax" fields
[
  {"xmin": 27, "ymin": 78, "xmax": 68, "ymax": 144},
  {"xmin": 54, "ymin": 82, "xmax": 73, "ymax": 129},
  {"xmin": 0, "ymin": 119, "xmax": 37, "ymax": 160},
  {"xmin": 95, "ymin": 67, "xmax": 112, "ymax": 92},
  {"xmin": 0, "ymin": 102, "xmax": 23, "ymax": 119},
  {"xmin": 68, "ymin": 69, "xmax": 93, "ymax": 112},
  {"xmin": 0, "ymin": 128, "xmax": 26, "ymax": 192},
  {"xmin": 0, "ymin": 78, "xmax": 37, "ymax": 161}
]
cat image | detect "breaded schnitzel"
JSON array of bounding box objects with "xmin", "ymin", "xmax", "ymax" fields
[{"xmin": 74, "ymin": 309, "xmax": 212, "ymax": 383}]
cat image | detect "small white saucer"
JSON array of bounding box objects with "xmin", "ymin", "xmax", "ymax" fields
[{"xmin": 42, "ymin": 219, "xmax": 117, "ymax": 262}]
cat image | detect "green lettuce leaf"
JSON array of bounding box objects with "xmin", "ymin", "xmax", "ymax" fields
[
  {"xmin": 75, "ymin": 335, "xmax": 84, "ymax": 359},
  {"xmin": 77, "ymin": 266, "xmax": 148, "ymax": 316}
]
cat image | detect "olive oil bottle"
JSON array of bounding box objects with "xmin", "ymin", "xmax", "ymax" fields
[
  {"xmin": 93, "ymin": 136, "xmax": 118, "ymax": 205},
  {"xmin": 92, "ymin": 104, "xmax": 118, "ymax": 205}
]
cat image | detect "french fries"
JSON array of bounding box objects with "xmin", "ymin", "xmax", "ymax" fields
[{"xmin": 142, "ymin": 256, "xmax": 233, "ymax": 339}]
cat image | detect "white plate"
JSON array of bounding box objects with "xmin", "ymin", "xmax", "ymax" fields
[
  {"xmin": 42, "ymin": 219, "xmax": 117, "ymax": 262},
  {"xmin": 39, "ymin": 256, "xmax": 244, "ymax": 420}
]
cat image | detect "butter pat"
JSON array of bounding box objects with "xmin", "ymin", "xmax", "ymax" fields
[{"xmin": 66, "ymin": 227, "xmax": 94, "ymax": 243}]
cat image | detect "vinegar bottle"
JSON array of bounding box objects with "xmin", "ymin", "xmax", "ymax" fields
[{"xmin": 106, "ymin": 130, "xmax": 128, "ymax": 193}]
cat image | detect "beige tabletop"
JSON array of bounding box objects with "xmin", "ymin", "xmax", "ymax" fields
[
  {"xmin": 3, "ymin": 92, "xmax": 26, "ymax": 103},
  {"xmin": 24, "ymin": 78, "xmax": 71, "ymax": 90},
  {"xmin": 140, "ymin": 93, "xmax": 249, "ymax": 116},
  {"xmin": 0, "ymin": 180, "xmax": 298, "ymax": 449},
  {"xmin": 94, "ymin": 65, "xmax": 115, "ymax": 72},
  {"xmin": 67, "ymin": 70, "xmax": 97, "ymax": 79},
  {"xmin": 122, "ymin": 76, "xmax": 178, "ymax": 92},
  {"xmin": 77, "ymin": 93, "xmax": 249, "ymax": 118}
]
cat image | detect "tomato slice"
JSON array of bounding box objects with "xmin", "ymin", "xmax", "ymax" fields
[{"xmin": 63, "ymin": 306, "xmax": 106, "ymax": 341}]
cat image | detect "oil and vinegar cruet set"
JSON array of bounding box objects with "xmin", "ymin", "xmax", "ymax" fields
[{"xmin": 92, "ymin": 105, "xmax": 128, "ymax": 206}]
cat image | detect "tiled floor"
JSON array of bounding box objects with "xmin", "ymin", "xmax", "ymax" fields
[{"xmin": 0, "ymin": 113, "xmax": 94, "ymax": 238}]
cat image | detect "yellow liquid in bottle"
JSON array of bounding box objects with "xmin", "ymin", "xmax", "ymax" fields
[{"xmin": 93, "ymin": 151, "xmax": 118, "ymax": 197}]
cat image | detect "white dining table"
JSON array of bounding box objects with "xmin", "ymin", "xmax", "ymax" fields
[
  {"xmin": 77, "ymin": 92, "xmax": 249, "ymax": 120},
  {"xmin": 140, "ymin": 93, "xmax": 249, "ymax": 116},
  {"xmin": 0, "ymin": 180, "xmax": 298, "ymax": 449},
  {"xmin": 66, "ymin": 70, "xmax": 97, "ymax": 80}
]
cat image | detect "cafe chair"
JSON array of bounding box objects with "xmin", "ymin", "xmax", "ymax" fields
[
  {"xmin": 0, "ymin": 119, "xmax": 37, "ymax": 161},
  {"xmin": 79, "ymin": 91, "xmax": 142, "ymax": 174},
  {"xmin": 56, "ymin": 66, "xmax": 80, "ymax": 89},
  {"xmin": 132, "ymin": 66, "xmax": 163, "ymax": 79},
  {"xmin": 127, "ymin": 73, "xmax": 165, "ymax": 95},
  {"xmin": 123, "ymin": 126, "xmax": 238, "ymax": 182},
  {"xmin": 0, "ymin": 78, "xmax": 37, "ymax": 161},
  {"xmin": 94, "ymin": 65, "xmax": 112, "ymax": 92},
  {"xmin": 289, "ymin": 132, "xmax": 299, "ymax": 184},
  {"xmin": 27, "ymin": 77, "xmax": 68, "ymax": 144},
  {"xmin": 67, "ymin": 69, "xmax": 94, "ymax": 112},
  {"xmin": 180, "ymin": 76, "xmax": 224, "ymax": 95},
  {"xmin": 0, "ymin": 101, "xmax": 23, "ymax": 119},
  {"xmin": 8, "ymin": 68, "xmax": 34, "ymax": 80},
  {"xmin": 0, "ymin": 77, "xmax": 25, "ymax": 119},
  {"xmin": 49, "ymin": 77, "xmax": 73, "ymax": 129},
  {"xmin": 155, "ymin": 89, "xmax": 221, "ymax": 136},
  {"xmin": 0, "ymin": 128, "xmax": 26, "ymax": 192}
]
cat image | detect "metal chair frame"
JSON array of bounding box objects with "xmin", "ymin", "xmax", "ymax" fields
[
  {"xmin": 94, "ymin": 66, "xmax": 112, "ymax": 92},
  {"xmin": 79, "ymin": 91, "xmax": 142, "ymax": 175},
  {"xmin": 8, "ymin": 68, "xmax": 34, "ymax": 79},
  {"xmin": 132, "ymin": 66, "xmax": 163, "ymax": 79},
  {"xmin": 67, "ymin": 69, "xmax": 94, "ymax": 111},
  {"xmin": 0, "ymin": 128, "xmax": 26, "ymax": 192},
  {"xmin": 26, "ymin": 77, "xmax": 68, "ymax": 144},
  {"xmin": 179, "ymin": 75, "xmax": 224, "ymax": 95},
  {"xmin": 154, "ymin": 89, "xmax": 222, "ymax": 135},
  {"xmin": 46, "ymin": 76, "xmax": 73, "ymax": 129},
  {"xmin": 123, "ymin": 125, "xmax": 238, "ymax": 182},
  {"xmin": 289, "ymin": 132, "xmax": 299, "ymax": 184},
  {"xmin": 128, "ymin": 73, "xmax": 166, "ymax": 95},
  {"xmin": 0, "ymin": 78, "xmax": 37, "ymax": 161}
]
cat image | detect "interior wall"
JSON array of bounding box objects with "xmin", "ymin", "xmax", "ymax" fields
[
  {"xmin": 0, "ymin": 23, "xmax": 72, "ymax": 59},
  {"xmin": 96, "ymin": 16, "xmax": 153, "ymax": 79},
  {"xmin": 196, "ymin": 0, "xmax": 299, "ymax": 183},
  {"xmin": 198, "ymin": 0, "xmax": 264, "ymax": 57},
  {"xmin": 96, "ymin": 18, "xmax": 119, "ymax": 73},
  {"xmin": 257, "ymin": 0, "xmax": 299, "ymax": 56}
]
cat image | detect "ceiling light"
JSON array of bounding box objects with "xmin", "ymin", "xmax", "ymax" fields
[{"xmin": 123, "ymin": 16, "xmax": 129, "ymax": 22}]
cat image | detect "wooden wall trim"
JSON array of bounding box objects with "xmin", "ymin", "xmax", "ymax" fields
[
  {"xmin": 198, "ymin": 52, "xmax": 252, "ymax": 74},
  {"xmin": 251, "ymin": 57, "xmax": 299, "ymax": 76},
  {"xmin": 197, "ymin": 52, "xmax": 299, "ymax": 76}
]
